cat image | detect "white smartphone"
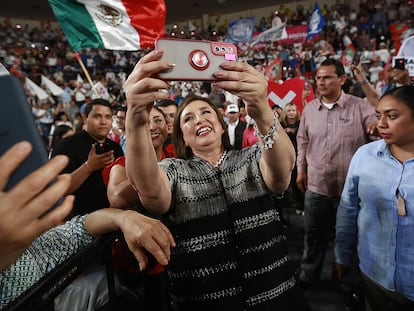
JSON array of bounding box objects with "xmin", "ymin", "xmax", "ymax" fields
[{"xmin": 155, "ymin": 38, "xmax": 238, "ymax": 81}]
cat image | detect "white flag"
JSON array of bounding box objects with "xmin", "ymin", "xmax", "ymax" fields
[
  {"xmin": 188, "ymin": 20, "xmax": 197, "ymax": 32},
  {"xmin": 250, "ymin": 23, "xmax": 287, "ymax": 46},
  {"xmin": 25, "ymin": 77, "xmax": 50, "ymax": 101},
  {"xmin": 77, "ymin": 74, "xmax": 84, "ymax": 84},
  {"xmin": 41, "ymin": 75, "xmax": 64, "ymax": 96},
  {"xmin": 93, "ymin": 81, "xmax": 110, "ymax": 100}
]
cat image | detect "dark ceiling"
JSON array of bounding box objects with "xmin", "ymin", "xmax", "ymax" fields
[{"xmin": 1, "ymin": 0, "xmax": 282, "ymax": 25}]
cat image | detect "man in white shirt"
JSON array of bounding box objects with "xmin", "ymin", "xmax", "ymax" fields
[
  {"xmin": 225, "ymin": 103, "xmax": 246, "ymax": 150},
  {"xmin": 375, "ymin": 42, "xmax": 391, "ymax": 65}
]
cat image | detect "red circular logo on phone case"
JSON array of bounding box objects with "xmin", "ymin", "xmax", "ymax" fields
[{"xmin": 189, "ymin": 50, "xmax": 209, "ymax": 70}]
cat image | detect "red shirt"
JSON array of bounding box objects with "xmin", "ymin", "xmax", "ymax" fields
[{"xmin": 102, "ymin": 145, "xmax": 175, "ymax": 274}]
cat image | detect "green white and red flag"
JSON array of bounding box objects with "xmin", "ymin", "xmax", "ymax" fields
[{"xmin": 48, "ymin": 0, "xmax": 166, "ymax": 51}]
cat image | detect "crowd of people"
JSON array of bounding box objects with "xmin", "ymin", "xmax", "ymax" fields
[
  {"xmin": 0, "ymin": 1, "xmax": 412, "ymax": 153},
  {"xmin": 1, "ymin": 0, "xmax": 414, "ymax": 310}
]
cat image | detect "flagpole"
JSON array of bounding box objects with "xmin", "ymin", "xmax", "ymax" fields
[{"xmin": 74, "ymin": 52, "xmax": 100, "ymax": 98}]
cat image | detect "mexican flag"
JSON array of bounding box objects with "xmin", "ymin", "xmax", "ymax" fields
[
  {"xmin": 340, "ymin": 35, "xmax": 356, "ymax": 68},
  {"xmin": 48, "ymin": 0, "xmax": 166, "ymax": 51}
]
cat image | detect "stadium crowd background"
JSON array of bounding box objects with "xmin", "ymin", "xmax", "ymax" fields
[{"xmin": 0, "ymin": 0, "xmax": 413, "ymax": 149}]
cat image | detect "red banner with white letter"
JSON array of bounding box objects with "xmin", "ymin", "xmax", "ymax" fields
[{"xmin": 268, "ymin": 78, "xmax": 314, "ymax": 113}]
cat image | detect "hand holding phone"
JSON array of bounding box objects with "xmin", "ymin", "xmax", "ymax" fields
[
  {"xmin": 155, "ymin": 38, "xmax": 238, "ymax": 81},
  {"xmin": 352, "ymin": 51, "xmax": 362, "ymax": 66},
  {"xmin": 393, "ymin": 57, "xmax": 406, "ymax": 70},
  {"xmin": 0, "ymin": 67, "xmax": 68, "ymax": 217},
  {"xmin": 94, "ymin": 142, "xmax": 112, "ymax": 154},
  {"xmin": 0, "ymin": 141, "xmax": 73, "ymax": 270}
]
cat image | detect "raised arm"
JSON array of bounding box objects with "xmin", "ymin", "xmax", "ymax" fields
[
  {"xmin": 107, "ymin": 164, "xmax": 140, "ymax": 209},
  {"xmin": 124, "ymin": 50, "xmax": 173, "ymax": 215},
  {"xmin": 212, "ymin": 61, "xmax": 295, "ymax": 194},
  {"xmin": 351, "ymin": 64, "xmax": 380, "ymax": 107}
]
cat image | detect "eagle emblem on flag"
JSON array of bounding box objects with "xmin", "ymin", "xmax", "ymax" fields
[{"xmin": 95, "ymin": 4, "xmax": 123, "ymax": 27}]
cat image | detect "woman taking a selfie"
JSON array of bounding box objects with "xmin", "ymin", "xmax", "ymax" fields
[{"xmin": 123, "ymin": 49, "xmax": 309, "ymax": 310}]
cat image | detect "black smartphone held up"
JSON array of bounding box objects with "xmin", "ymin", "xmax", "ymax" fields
[
  {"xmin": 352, "ymin": 51, "xmax": 362, "ymax": 66},
  {"xmin": 0, "ymin": 65, "xmax": 60, "ymax": 203},
  {"xmin": 94, "ymin": 141, "xmax": 112, "ymax": 154},
  {"xmin": 155, "ymin": 38, "xmax": 238, "ymax": 81},
  {"xmin": 393, "ymin": 57, "xmax": 406, "ymax": 70}
]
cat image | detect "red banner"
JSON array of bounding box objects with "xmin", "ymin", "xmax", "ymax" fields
[
  {"xmin": 265, "ymin": 57, "xmax": 283, "ymax": 81},
  {"xmin": 267, "ymin": 78, "xmax": 314, "ymax": 113},
  {"xmin": 389, "ymin": 23, "xmax": 409, "ymax": 54},
  {"xmin": 276, "ymin": 25, "xmax": 307, "ymax": 45}
]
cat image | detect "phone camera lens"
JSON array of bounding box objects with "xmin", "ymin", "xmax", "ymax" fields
[
  {"xmin": 221, "ymin": 47, "xmax": 226, "ymax": 52},
  {"xmin": 215, "ymin": 46, "xmax": 220, "ymax": 52}
]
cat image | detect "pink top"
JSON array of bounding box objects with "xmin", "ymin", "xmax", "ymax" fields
[{"xmin": 296, "ymin": 91, "xmax": 377, "ymax": 196}]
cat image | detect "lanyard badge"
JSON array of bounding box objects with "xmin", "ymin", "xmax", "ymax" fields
[{"xmin": 396, "ymin": 190, "xmax": 407, "ymax": 217}]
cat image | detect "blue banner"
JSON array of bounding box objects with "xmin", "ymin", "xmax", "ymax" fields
[
  {"xmin": 226, "ymin": 17, "xmax": 255, "ymax": 43},
  {"xmin": 307, "ymin": 2, "xmax": 326, "ymax": 39}
]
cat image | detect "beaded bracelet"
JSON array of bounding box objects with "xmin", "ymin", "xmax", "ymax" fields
[
  {"xmin": 359, "ymin": 80, "xmax": 369, "ymax": 86},
  {"xmin": 254, "ymin": 110, "xmax": 280, "ymax": 150}
]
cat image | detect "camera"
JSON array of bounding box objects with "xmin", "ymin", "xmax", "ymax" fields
[{"xmin": 155, "ymin": 38, "xmax": 238, "ymax": 81}]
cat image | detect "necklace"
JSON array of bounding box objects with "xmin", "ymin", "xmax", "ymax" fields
[{"xmin": 213, "ymin": 150, "xmax": 227, "ymax": 168}]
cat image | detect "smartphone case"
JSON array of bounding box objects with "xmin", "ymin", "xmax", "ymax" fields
[
  {"xmin": 155, "ymin": 38, "xmax": 238, "ymax": 81},
  {"xmin": 94, "ymin": 141, "xmax": 112, "ymax": 154},
  {"xmin": 0, "ymin": 73, "xmax": 50, "ymax": 191},
  {"xmin": 393, "ymin": 57, "xmax": 406, "ymax": 70},
  {"xmin": 352, "ymin": 51, "xmax": 362, "ymax": 66}
]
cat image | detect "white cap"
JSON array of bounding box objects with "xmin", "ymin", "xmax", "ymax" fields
[{"xmin": 226, "ymin": 104, "xmax": 239, "ymax": 113}]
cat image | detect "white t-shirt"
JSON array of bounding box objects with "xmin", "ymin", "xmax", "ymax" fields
[
  {"xmin": 369, "ymin": 65, "xmax": 384, "ymax": 83},
  {"xmin": 227, "ymin": 119, "xmax": 239, "ymax": 147},
  {"xmin": 376, "ymin": 48, "xmax": 391, "ymax": 64}
]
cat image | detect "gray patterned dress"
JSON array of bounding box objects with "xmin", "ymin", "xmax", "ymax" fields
[{"xmin": 159, "ymin": 144, "xmax": 307, "ymax": 311}]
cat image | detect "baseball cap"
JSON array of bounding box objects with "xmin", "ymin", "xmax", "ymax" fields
[
  {"xmin": 271, "ymin": 104, "xmax": 282, "ymax": 110},
  {"xmin": 226, "ymin": 104, "xmax": 239, "ymax": 113}
]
